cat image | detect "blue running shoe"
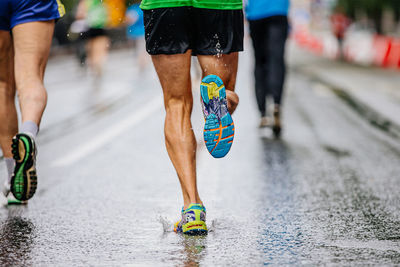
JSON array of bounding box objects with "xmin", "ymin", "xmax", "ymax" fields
[
  {"xmin": 200, "ymin": 75, "xmax": 235, "ymax": 158},
  {"xmin": 174, "ymin": 204, "xmax": 208, "ymax": 235}
]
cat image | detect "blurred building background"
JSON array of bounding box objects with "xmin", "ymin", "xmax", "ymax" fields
[
  {"xmin": 291, "ymin": 0, "xmax": 400, "ymax": 69},
  {"xmin": 51, "ymin": 0, "xmax": 400, "ymax": 70}
]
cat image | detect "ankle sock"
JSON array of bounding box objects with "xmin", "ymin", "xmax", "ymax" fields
[
  {"xmin": 5, "ymin": 157, "xmax": 14, "ymax": 184},
  {"xmin": 20, "ymin": 121, "xmax": 38, "ymax": 139}
]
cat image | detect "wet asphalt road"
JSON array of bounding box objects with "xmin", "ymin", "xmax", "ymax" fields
[{"xmin": 0, "ymin": 43, "xmax": 400, "ymax": 266}]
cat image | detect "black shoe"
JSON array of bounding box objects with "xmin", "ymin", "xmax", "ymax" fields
[
  {"xmin": 10, "ymin": 133, "xmax": 38, "ymax": 201},
  {"xmin": 273, "ymin": 106, "xmax": 282, "ymax": 138}
]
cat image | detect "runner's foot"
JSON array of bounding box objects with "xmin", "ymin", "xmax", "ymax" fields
[
  {"xmin": 273, "ymin": 106, "xmax": 282, "ymax": 138},
  {"xmin": 174, "ymin": 204, "xmax": 208, "ymax": 235},
  {"xmin": 259, "ymin": 116, "xmax": 271, "ymax": 128},
  {"xmin": 201, "ymin": 75, "xmax": 235, "ymax": 158},
  {"xmin": 11, "ymin": 133, "xmax": 38, "ymax": 201}
]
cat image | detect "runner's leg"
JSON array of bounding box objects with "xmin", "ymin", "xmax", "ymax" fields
[
  {"xmin": 12, "ymin": 21, "xmax": 55, "ymax": 127},
  {"xmin": 151, "ymin": 50, "xmax": 202, "ymax": 209},
  {"xmin": 0, "ymin": 31, "xmax": 18, "ymax": 184},
  {"xmin": 197, "ymin": 53, "xmax": 240, "ymax": 114},
  {"xmin": 88, "ymin": 35, "xmax": 110, "ymax": 77},
  {"xmin": 0, "ymin": 31, "xmax": 17, "ymax": 158},
  {"xmin": 249, "ymin": 19, "xmax": 269, "ymax": 117},
  {"xmin": 266, "ymin": 16, "xmax": 288, "ymax": 136},
  {"xmin": 266, "ymin": 16, "xmax": 288, "ymax": 107}
]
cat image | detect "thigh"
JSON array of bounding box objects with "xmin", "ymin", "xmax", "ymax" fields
[
  {"xmin": 151, "ymin": 50, "xmax": 192, "ymax": 101},
  {"xmin": 197, "ymin": 52, "xmax": 239, "ymax": 92},
  {"xmin": 266, "ymin": 17, "xmax": 288, "ymax": 57},
  {"xmin": 12, "ymin": 21, "xmax": 55, "ymax": 82},
  {"xmin": 249, "ymin": 19, "xmax": 268, "ymax": 64}
]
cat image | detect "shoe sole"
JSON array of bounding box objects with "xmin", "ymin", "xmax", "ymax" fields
[
  {"xmin": 182, "ymin": 221, "xmax": 208, "ymax": 235},
  {"xmin": 201, "ymin": 75, "xmax": 235, "ymax": 158},
  {"xmin": 7, "ymin": 198, "xmax": 28, "ymax": 205},
  {"xmin": 11, "ymin": 134, "xmax": 37, "ymax": 201}
]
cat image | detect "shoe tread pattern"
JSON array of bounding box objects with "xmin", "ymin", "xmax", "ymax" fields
[
  {"xmin": 10, "ymin": 134, "xmax": 37, "ymax": 201},
  {"xmin": 201, "ymin": 75, "xmax": 234, "ymax": 158}
]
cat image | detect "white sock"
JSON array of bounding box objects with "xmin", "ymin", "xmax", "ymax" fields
[
  {"xmin": 20, "ymin": 121, "xmax": 39, "ymax": 139},
  {"xmin": 4, "ymin": 157, "xmax": 14, "ymax": 184}
]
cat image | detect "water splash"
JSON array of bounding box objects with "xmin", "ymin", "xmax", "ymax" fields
[
  {"xmin": 158, "ymin": 216, "xmax": 217, "ymax": 233},
  {"xmin": 159, "ymin": 216, "xmax": 174, "ymax": 233},
  {"xmin": 213, "ymin": 34, "xmax": 222, "ymax": 57}
]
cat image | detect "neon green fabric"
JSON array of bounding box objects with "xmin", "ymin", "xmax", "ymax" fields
[
  {"xmin": 86, "ymin": 0, "xmax": 108, "ymax": 28},
  {"xmin": 140, "ymin": 0, "xmax": 243, "ymax": 10}
]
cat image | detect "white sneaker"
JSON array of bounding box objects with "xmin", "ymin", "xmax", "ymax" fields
[{"xmin": 2, "ymin": 180, "xmax": 27, "ymax": 205}]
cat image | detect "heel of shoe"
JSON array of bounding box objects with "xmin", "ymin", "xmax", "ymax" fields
[{"xmin": 183, "ymin": 221, "xmax": 208, "ymax": 235}]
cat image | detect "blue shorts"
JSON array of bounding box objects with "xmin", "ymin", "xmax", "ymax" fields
[{"xmin": 0, "ymin": 0, "xmax": 65, "ymax": 31}]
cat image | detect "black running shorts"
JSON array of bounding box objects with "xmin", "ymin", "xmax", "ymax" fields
[{"xmin": 143, "ymin": 7, "xmax": 244, "ymax": 55}]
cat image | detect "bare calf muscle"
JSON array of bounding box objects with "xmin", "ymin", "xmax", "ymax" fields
[{"xmin": 13, "ymin": 21, "xmax": 55, "ymax": 125}]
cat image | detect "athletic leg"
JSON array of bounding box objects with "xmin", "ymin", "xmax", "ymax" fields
[
  {"xmin": 0, "ymin": 30, "xmax": 18, "ymax": 188},
  {"xmin": 151, "ymin": 50, "xmax": 201, "ymax": 209},
  {"xmin": 266, "ymin": 16, "xmax": 288, "ymax": 107},
  {"xmin": 9, "ymin": 21, "xmax": 54, "ymax": 201},
  {"xmin": 12, "ymin": 21, "xmax": 55, "ymax": 127},
  {"xmin": 0, "ymin": 31, "xmax": 17, "ymax": 158},
  {"xmin": 88, "ymin": 35, "xmax": 110, "ymax": 77},
  {"xmin": 249, "ymin": 19, "xmax": 269, "ymax": 117},
  {"xmin": 266, "ymin": 16, "xmax": 288, "ymax": 136},
  {"xmin": 197, "ymin": 53, "xmax": 240, "ymax": 114}
]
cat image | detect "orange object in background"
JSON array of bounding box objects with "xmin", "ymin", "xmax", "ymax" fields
[
  {"xmin": 373, "ymin": 35, "xmax": 392, "ymax": 67},
  {"xmin": 104, "ymin": 0, "xmax": 126, "ymax": 27},
  {"xmin": 387, "ymin": 40, "xmax": 400, "ymax": 69}
]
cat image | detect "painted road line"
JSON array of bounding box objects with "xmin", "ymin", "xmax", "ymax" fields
[{"xmin": 52, "ymin": 94, "xmax": 163, "ymax": 167}]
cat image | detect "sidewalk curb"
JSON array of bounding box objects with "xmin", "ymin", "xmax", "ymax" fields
[{"xmin": 293, "ymin": 66, "xmax": 400, "ymax": 140}]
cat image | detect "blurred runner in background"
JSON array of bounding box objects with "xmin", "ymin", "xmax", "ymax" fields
[
  {"xmin": 0, "ymin": 0, "xmax": 65, "ymax": 204},
  {"xmin": 141, "ymin": 0, "xmax": 243, "ymax": 235},
  {"xmin": 246, "ymin": 0, "xmax": 289, "ymax": 137},
  {"xmin": 331, "ymin": 7, "xmax": 351, "ymax": 60},
  {"xmin": 125, "ymin": 2, "xmax": 147, "ymax": 72},
  {"xmin": 76, "ymin": 0, "xmax": 110, "ymax": 80}
]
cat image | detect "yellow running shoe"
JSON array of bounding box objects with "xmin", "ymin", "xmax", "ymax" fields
[{"xmin": 174, "ymin": 204, "xmax": 208, "ymax": 235}]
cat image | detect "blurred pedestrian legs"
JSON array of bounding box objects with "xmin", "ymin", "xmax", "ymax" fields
[
  {"xmin": 76, "ymin": 0, "xmax": 110, "ymax": 84},
  {"xmin": 246, "ymin": 0, "xmax": 289, "ymax": 137}
]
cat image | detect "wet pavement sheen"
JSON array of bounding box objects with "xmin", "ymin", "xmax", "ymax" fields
[{"xmin": 0, "ymin": 46, "xmax": 400, "ymax": 266}]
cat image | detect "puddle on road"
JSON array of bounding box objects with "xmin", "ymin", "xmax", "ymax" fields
[{"xmin": 326, "ymin": 239, "xmax": 400, "ymax": 252}]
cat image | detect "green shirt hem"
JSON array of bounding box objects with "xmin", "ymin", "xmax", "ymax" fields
[{"xmin": 140, "ymin": 1, "xmax": 242, "ymax": 10}]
